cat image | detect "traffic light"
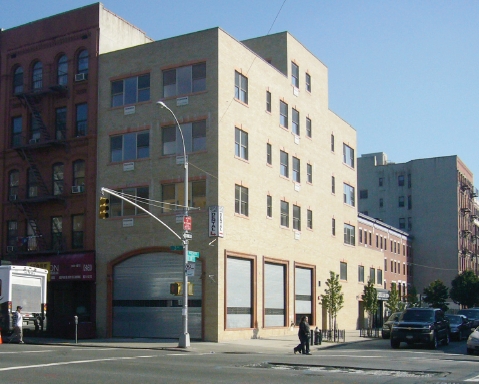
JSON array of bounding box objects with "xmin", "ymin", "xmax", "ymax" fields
[
  {"xmin": 99, "ymin": 196, "xmax": 109, "ymax": 219},
  {"xmin": 170, "ymin": 282, "xmax": 193, "ymax": 296}
]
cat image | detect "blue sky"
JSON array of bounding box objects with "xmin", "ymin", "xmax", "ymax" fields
[{"xmin": 2, "ymin": 0, "xmax": 478, "ymax": 180}]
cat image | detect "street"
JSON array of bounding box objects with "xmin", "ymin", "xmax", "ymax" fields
[{"xmin": 1, "ymin": 338, "xmax": 479, "ymax": 383}]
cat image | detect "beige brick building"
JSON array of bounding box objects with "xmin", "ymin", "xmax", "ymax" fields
[{"xmin": 96, "ymin": 28, "xmax": 395, "ymax": 342}]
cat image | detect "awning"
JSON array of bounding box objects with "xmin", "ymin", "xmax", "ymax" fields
[{"xmin": 25, "ymin": 252, "xmax": 95, "ymax": 282}]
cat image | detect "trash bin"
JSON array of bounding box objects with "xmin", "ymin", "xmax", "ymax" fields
[{"xmin": 314, "ymin": 327, "xmax": 322, "ymax": 345}]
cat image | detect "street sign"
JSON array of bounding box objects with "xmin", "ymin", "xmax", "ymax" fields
[
  {"xmin": 170, "ymin": 245, "xmax": 184, "ymax": 251},
  {"xmin": 187, "ymin": 251, "xmax": 200, "ymax": 262},
  {"xmin": 183, "ymin": 232, "xmax": 192, "ymax": 240},
  {"xmin": 183, "ymin": 216, "xmax": 192, "ymax": 231},
  {"xmin": 185, "ymin": 262, "xmax": 195, "ymax": 276}
]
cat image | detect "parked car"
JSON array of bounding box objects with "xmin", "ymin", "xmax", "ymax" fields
[
  {"xmin": 382, "ymin": 312, "xmax": 403, "ymax": 339},
  {"xmin": 467, "ymin": 326, "xmax": 479, "ymax": 354},
  {"xmin": 390, "ymin": 308, "xmax": 450, "ymax": 349},
  {"xmin": 457, "ymin": 309, "xmax": 479, "ymax": 328},
  {"xmin": 446, "ymin": 314, "xmax": 472, "ymax": 341}
]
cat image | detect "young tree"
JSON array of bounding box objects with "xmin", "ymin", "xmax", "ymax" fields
[
  {"xmin": 450, "ymin": 270, "xmax": 479, "ymax": 308},
  {"xmin": 321, "ymin": 271, "xmax": 344, "ymax": 332},
  {"xmin": 385, "ymin": 283, "xmax": 406, "ymax": 314},
  {"xmin": 406, "ymin": 286, "xmax": 420, "ymax": 307},
  {"xmin": 363, "ymin": 279, "xmax": 378, "ymax": 334},
  {"xmin": 423, "ymin": 280, "xmax": 449, "ymax": 312}
]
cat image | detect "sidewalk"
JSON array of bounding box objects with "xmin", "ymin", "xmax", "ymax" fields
[{"xmin": 18, "ymin": 330, "xmax": 371, "ymax": 354}]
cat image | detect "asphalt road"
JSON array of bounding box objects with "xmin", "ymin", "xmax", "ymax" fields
[{"xmin": 1, "ymin": 338, "xmax": 479, "ymax": 384}]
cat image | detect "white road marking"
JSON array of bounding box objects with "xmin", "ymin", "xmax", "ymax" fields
[
  {"xmin": 465, "ymin": 375, "xmax": 479, "ymax": 382},
  {"xmin": 71, "ymin": 348, "xmax": 117, "ymax": 351},
  {"xmin": 0, "ymin": 355, "xmax": 156, "ymax": 371},
  {"xmin": 0, "ymin": 350, "xmax": 54, "ymax": 355}
]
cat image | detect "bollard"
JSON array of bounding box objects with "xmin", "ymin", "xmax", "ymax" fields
[{"xmin": 74, "ymin": 315, "xmax": 78, "ymax": 344}]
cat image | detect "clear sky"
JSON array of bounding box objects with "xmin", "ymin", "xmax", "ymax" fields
[{"xmin": 2, "ymin": 0, "xmax": 478, "ymax": 180}]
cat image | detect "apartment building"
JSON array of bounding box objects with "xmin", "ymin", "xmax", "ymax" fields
[
  {"xmin": 0, "ymin": 4, "xmax": 151, "ymax": 337},
  {"xmin": 357, "ymin": 152, "xmax": 478, "ymax": 296}
]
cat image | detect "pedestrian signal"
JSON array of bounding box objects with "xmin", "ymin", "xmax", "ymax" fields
[
  {"xmin": 170, "ymin": 282, "xmax": 193, "ymax": 296},
  {"xmin": 99, "ymin": 197, "xmax": 110, "ymax": 219}
]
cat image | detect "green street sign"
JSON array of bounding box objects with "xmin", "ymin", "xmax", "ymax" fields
[
  {"xmin": 187, "ymin": 251, "xmax": 200, "ymax": 262},
  {"xmin": 170, "ymin": 245, "xmax": 184, "ymax": 251}
]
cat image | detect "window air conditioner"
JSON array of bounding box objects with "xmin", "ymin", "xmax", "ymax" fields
[
  {"xmin": 71, "ymin": 186, "xmax": 84, "ymax": 194},
  {"xmin": 29, "ymin": 138, "xmax": 40, "ymax": 144},
  {"xmin": 75, "ymin": 73, "xmax": 87, "ymax": 82},
  {"xmin": 9, "ymin": 194, "xmax": 18, "ymax": 201},
  {"xmin": 6, "ymin": 246, "xmax": 16, "ymax": 252}
]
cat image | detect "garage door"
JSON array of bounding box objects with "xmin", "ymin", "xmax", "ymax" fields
[{"xmin": 112, "ymin": 252, "xmax": 202, "ymax": 339}]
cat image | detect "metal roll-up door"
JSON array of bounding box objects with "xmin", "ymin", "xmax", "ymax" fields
[
  {"xmin": 295, "ymin": 267, "xmax": 312, "ymax": 323},
  {"xmin": 226, "ymin": 257, "xmax": 252, "ymax": 328},
  {"xmin": 264, "ymin": 262, "xmax": 285, "ymax": 327},
  {"xmin": 112, "ymin": 252, "xmax": 202, "ymax": 339}
]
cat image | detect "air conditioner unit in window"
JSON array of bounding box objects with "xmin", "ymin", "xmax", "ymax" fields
[
  {"xmin": 75, "ymin": 73, "xmax": 87, "ymax": 82},
  {"xmin": 71, "ymin": 185, "xmax": 85, "ymax": 194},
  {"xmin": 9, "ymin": 194, "xmax": 18, "ymax": 201},
  {"xmin": 29, "ymin": 138, "xmax": 40, "ymax": 144},
  {"xmin": 6, "ymin": 246, "xmax": 16, "ymax": 252}
]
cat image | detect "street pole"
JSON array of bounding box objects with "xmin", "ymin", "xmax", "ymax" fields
[{"xmin": 157, "ymin": 101, "xmax": 190, "ymax": 348}]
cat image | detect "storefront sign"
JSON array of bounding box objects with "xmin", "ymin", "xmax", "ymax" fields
[
  {"xmin": 209, "ymin": 206, "xmax": 224, "ymax": 237},
  {"xmin": 25, "ymin": 252, "xmax": 95, "ymax": 281}
]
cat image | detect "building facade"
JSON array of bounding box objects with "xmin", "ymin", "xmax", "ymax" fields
[
  {"xmin": 0, "ymin": 3, "xmax": 151, "ymax": 337},
  {"xmin": 357, "ymin": 152, "xmax": 478, "ymax": 297}
]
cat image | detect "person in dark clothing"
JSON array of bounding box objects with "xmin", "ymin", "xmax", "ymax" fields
[{"xmin": 294, "ymin": 316, "xmax": 311, "ymax": 355}]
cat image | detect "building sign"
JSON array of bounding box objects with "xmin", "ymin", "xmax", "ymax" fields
[
  {"xmin": 208, "ymin": 206, "xmax": 224, "ymax": 237},
  {"xmin": 377, "ymin": 289, "xmax": 390, "ymax": 301},
  {"xmin": 25, "ymin": 252, "xmax": 95, "ymax": 281}
]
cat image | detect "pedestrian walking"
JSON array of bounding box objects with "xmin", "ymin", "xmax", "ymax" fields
[
  {"xmin": 12, "ymin": 306, "xmax": 24, "ymax": 343},
  {"xmin": 299, "ymin": 316, "xmax": 311, "ymax": 354}
]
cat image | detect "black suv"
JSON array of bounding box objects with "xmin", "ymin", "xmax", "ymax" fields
[
  {"xmin": 457, "ymin": 309, "xmax": 479, "ymax": 328},
  {"xmin": 390, "ymin": 308, "xmax": 450, "ymax": 349}
]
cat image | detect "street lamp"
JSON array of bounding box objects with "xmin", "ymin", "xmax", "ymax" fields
[{"xmin": 157, "ymin": 100, "xmax": 190, "ymax": 348}]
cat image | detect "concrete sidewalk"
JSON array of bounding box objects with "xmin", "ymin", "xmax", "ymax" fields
[{"xmin": 18, "ymin": 330, "xmax": 372, "ymax": 354}]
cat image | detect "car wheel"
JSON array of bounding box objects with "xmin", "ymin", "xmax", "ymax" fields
[
  {"xmin": 467, "ymin": 348, "xmax": 473, "ymax": 355},
  {"xmin": 391, "ymin": 339, "xmax": 400, "ymax": 349},
  {"xmin": 429, "ymin": 333, "xmax": 438, "ymax": 349},
  {"xmin": 382, "ymin": 333, "xmax": 388, "ymax": 339}
]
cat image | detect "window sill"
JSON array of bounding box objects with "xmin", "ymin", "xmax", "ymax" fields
[
  {"xmin": 234, "ymin": 213, "xmax": 249, "ymax": 219},
  {"xmin": 234, "ymin": 156, "xmax": 249, "ymax": 163},
  {"xmin": 233, "ymin": 97, "xmax": 249, "ymax": 107},
  {"xmin": 162, "ymin": 89, "xmax": 208, "ymax": 102},
  {"xmin": 279, "ymin": 124, "xmax": 289, "ymax": 132}
]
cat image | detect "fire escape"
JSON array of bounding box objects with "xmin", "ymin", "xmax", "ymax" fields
[
  {"xmin": 459, "ymin": 177, "xmax": 479, "ymax": 272},
  {"xmin": 9, "ymin": 82, "xmax": 68, "ymax": 255}
]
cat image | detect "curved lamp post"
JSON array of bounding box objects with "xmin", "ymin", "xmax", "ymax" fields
[{"xmin": 157, "ymin": 100, "xmax": 190, "ymax": 348}]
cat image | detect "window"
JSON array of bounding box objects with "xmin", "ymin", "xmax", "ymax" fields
[
  {"xmin": 235, "ymin": 128, "xmax": 248, "ymax": 160},
  {"xmin": 344, "ymin": 223, "xmax": 355, "ymax": 245},
  {"xmin": 110, "ymin": 131, "xmax": 150, "ymax": 162},
  {"xmin": 408, "ymin": 217, "xmax": 412, "ymax": 231},
  {"xmin": 398, "ymin": 175, "xmax": 405, "ymax": 186},
  {"xmin": 376, "ymin": 235, "xmax": 379, "ymax": 248},
  {"xmin": 332, "ymin": 218, "xmax": 336, "ymax": 236},
  {"xmin": 13, "ymin": 66, "xmax": 24, "ymax": 94},
  {"xmin": 52, "ymin": 163, "xmax": 64, "ymax": 196},
  {"xmin": 370, "ymin": 268, "xmax": 376, "ymax": 284},
  {"xmin": 57, "ymin": 55, "xmax": 68, "ymax": 85},
  {"xmin": 9, "ymin": 170, "xmax": 19, "ymax": 198},
  {"xmin": 280, "ymin": 200, "xmax": 289, "ymax": 227},
  {"xmin": 280, "ymin": 150, "xmax": 289, "ymax": 177},
  {"xmin": 55, "ymin": 107, "xmax": 67, "ymax": 140},
  {"xmin": 32, "ymin": 61, "xmax": 43, "ymax": 89},
  {"xmin": 331, "ymin": 134, "xmax": 335, "ymax": 152},
  {"xmin": 307, "ymin": 209, "xmax": 312, "ymax": 229},
  {"xmin": 162, "ymin": 120, "xmax": 206, "ymax": 155},
  {"xmin": 292, "ymin": 108, "xmax": 299, "ymax": 135},
  {"xmin": 162, "ymin": 180, "xmax": 206, "ymax": 212},
  {"xmin": 234, "ymin": 71, "xmax": 248, "ymax": 103},
  {"xmin": 267, "ymin": 195, "xmax": 272, "ymax": 218},
  {"xmin": 331, "ymin": 176, "xmax": 335, "ymax": 194},
  {"xmin": 358, "ymin": 265, "xmax": 364, "ymax": 283},
  {"xmin": 111, "ymin": 74, "xmax": 150, "ymax": 106},
  {"xmin": 407, "ymin": 173, "xmax": 412, "ymax": 188},
  {"xmin": 164, "ymin": 63, "xmax": 206, "ymax": 98},
  {"xmin": 399, "ymin": 218, "xmax": 405, "ymax": 229},
  {"xmin": 279, "ymin": 101, "xmax": 288, "ymax": 128},
  {"xmin": 7, "ymin": 221, "xmax": 18, "ymax": 247},
  {"xmin": 111, "ymin": 187, "xmax": 149, "ymax": 217},
  {"xmin": 27, "ymin": 168, "xmax": 38, "ymax": 198},
  {"xmin": 75, "ymin": 103, "xmax": 87, "ymax": 136},
  {"xmin": 266, "ymin": 143, "xmax": 272, "ymax": 165},
  {"xmin": 292, "ymin": 157, "xmax": 300, "ymax": 183},
  {"xmin": 77, "ymin": 50, "xmax": 89, "ymax": 75},
  {"xmin": 379, "ymin": 178, "xmax": 383, "ymax": 187},
  {"xmin": 384, "ymin": 259, "xmax": 387, "ymax": 272},
  {"xmin": 408, "ymin": 195, "xmax": 412, "ymax": 210},
  {"xmin": 340, "ymin": 262, "xmax": 347, "ymax": 280},
  {"xmin": 343, "ymin": 183, "xmax": 355, "ymax": 206},
  {"xmin": 293, "ymin": 205, "xmax": 301, "ymax": 231},
  {"xmin": 343, "ymin": 143, "xmax": 354, "ymax": 168},
  {"xmin": 235, "ymin": 185, "xmax": 248, "ymax": 216},
  {"xmin": 379, "ymin": 198, "xmax": 383, "ymax": 208},
  {"xmin": 307, "ymin": 163, "xmax": 312, "ymax": 183},
  {"xmin": 359, "ymin": 190, "xmax": 368, "ymax": 199},
  {"xmin": 359, "ymin": 229, "xmax": 362, "ymax": 243},
  {"xmin": 305, "ymin": 73, "xmax": 311, "ymax": 92},
  {"xmin": 72, "ymin": 160, "xmax": 85, "ymax": 187},
  {"xmin": 266, "ymin": 91, "xmax": 271, "ymax": 112},
  {"xmin": 291, "ymin": 62, "xmax": 299, "ymax": 88},
  {"xmin": 369, "ymin": 232, "xmax": 372, "ymax": 245},
  {"xmin": 72, "ymin": 214, "xmax": 84, "ymax": 249},
  {"xmin": 12, "ymin": 116, "xmax": 22, "ymax": 147},
  {"xmin": 30, "ymin": 113, "xmax": 41, "ymax": 141},
  {"xmin": 398, "ymin": 196, "xmax": 405, "ymax": 207},
  {"xmin": 306, "ymin": 117, "xmax": 312, "ymax": 138},
  {"xmin": 51, "ymin": 216, "xmax": 63, "ymax": 250}
]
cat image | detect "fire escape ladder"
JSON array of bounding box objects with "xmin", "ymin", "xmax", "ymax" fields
[
  {"xmin": 19, "ymin": 93, "xmax": 51, "ymax": 142},
  {"xmin": 19, "ymin": 148, "xmax": 50, "ymax": 197},
  {"xmin": 13, "ymin": 201, "xmax": 48, "ymax": 251}
]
